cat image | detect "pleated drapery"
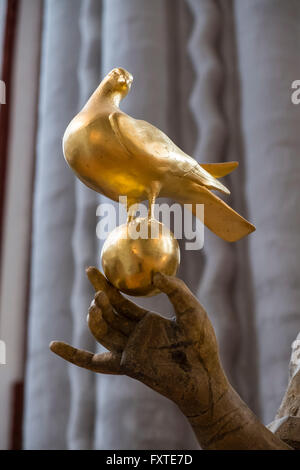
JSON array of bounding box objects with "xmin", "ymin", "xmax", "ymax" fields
[
  {"xmin": 235, "ymin": 0, "xmax": 300, "ymax": 423},
  {"xmin": 23, "ymin": 0, "xmax": 300, "ymax": 449},
  {"xmin": 24, "ymin": 0, "xmax": 81, "ymax": 449}
]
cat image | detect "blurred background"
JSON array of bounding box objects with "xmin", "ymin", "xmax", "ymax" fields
[{"xmin": 0, "ymin": 0, "xmax": 300, "ymax": 450}]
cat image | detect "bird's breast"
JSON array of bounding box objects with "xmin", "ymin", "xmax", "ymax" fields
[{"xmin": 63, "ymin": 113, "xmax": 150, "ymax": 202}]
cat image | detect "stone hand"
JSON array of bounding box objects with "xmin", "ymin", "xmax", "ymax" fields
[
  {"xmin": 50, "ymin": 267, "xmax": 291, "ymax": 450},
  {"xmin": 50, "ymin": 267, "xmax": 226, "ymax": 416}
]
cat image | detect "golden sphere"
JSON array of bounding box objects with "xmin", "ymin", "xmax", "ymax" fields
[{"xmin": 101, "ymin": 217, "xmax": 180, "ymax": 296}]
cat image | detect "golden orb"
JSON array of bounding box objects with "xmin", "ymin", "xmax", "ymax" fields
[{"xmin": 101, "ymin": 218, "xmax": 180, "ymax": 296}]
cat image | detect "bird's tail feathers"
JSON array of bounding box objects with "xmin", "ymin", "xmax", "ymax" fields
[
  {"xmin": 201, "ymin": 161, "xmax": 239, "ymax": 179},
  {"xmin": 176, "ymin": 184, "xmax": 255, "ymax": 242}
]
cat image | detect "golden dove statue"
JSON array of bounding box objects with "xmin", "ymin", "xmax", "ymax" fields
[{"xmin": 63, "ymin": 67, "xmax": 255, "ymax": 242}]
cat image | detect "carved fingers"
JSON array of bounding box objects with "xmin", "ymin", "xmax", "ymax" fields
[
  {"xmin": 49, "ymin": 290, "xmax": 131, "ymax": 372},
  {"xmin": 153, "ymin": 272, "xmax": 208, "ymax": 338},
  {"xmin": 50, "ymin": 342, "xmax": 122, "ymax": 375},
  {"xmin": 88, "ymin": 292, "xmax": 128, "ymax": 353},
  {"xmin": 86, "ymin": 266, "xmax": 148, "ymax": 321},
  {"xmin": 94, "ymin": 291, "xmax": 133, "ymax": 336}
]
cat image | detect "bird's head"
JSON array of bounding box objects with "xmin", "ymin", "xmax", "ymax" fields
[{"xmin": 103, "ymin": 68, "xmax": 133, "ymax": 101}]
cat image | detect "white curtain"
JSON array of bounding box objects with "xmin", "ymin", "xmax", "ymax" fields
[
  {"xmin": 235, "ymin": 0, "xmax": 300, "ymax": 423},
  {"xmin": 23, "ymin": 0, "xmax": 300, "ymax": 449}
]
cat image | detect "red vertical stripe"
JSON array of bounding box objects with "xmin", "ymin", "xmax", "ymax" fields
[
  {"xmin": 0, "ymin": 0, "xmax": 19, "ymax": 269},
  {"xmin": 6, "ymin": 0, "xmax": 43, "ymax": 449},
  {"xmin": 0, "ymin": 0, "xmax": 21, "ymax": 451},
  {"xmin": 9, "ymin": 382, "xmax": 24, "ymax": 450}
]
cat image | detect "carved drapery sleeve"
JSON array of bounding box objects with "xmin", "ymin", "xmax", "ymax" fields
[{"xmin": 268, "ymin": 333, "xmax": 300, "ymax": 449}]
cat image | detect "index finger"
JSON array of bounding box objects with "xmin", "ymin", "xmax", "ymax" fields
[
  {"xmin": 86, "ymin": 267, "xmax": 147, "ymax": 321},
  {"xmin": 153, "ymin": 272, "xmax": 207, "ymax": 325}
]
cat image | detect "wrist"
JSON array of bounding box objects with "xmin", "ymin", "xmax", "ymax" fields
[
  {"xmin": 184, "ymin": 384, "xmax": 244, "ymax": 449},
  {"xmin": 176, "ymin": 361, "xmax": 229, "ymax": 417},
  {"xmin": 181, "ymin": 384, "xmax": 291, "ymax": 450}
]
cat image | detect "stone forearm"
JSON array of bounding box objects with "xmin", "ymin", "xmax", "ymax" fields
[{"xmin": 183, "ymin": 384, "xmax": 292, "ymax": 450}]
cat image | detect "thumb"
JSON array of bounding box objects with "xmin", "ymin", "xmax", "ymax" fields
[
  {"xmin": 50, "ymin": 341, "xmax": 123, "ymax": 375},
  {"xmin": 153, "ymin": 272, "xmax": 207, "ymax": 334}
]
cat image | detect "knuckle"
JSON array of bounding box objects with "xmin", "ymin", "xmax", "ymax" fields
[
  {"xmin": 88, "ymin": 303, "xmax": 95, "ymax": 314},
  {"xmin": 96, "ymin": 291, "xmax": 111, "ymax": 309},
  {"xmin": 95, "ymin": 290, "xmax": 105, "ymax": 302},
  {"xmin": 168, "ymin": 283, "xmax": 181, "ymax": 297},
  {"xmin": 175, "ymin": 278, "xmax": 186, "ymax": 291},
  {"xmin": 88, "ymin": 303, "xmax": 101, "ymax": 318},
  {"xmin": 166, "ymin": 277, "xmax": 185, "ymax": 294}
]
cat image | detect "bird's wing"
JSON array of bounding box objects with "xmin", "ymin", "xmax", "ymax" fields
[
  {"xmin": 201, "ymin": 161, "xmax": 238, "ymax": 178},
  {"xmin": 109, "ymin": 112, "xmax": 230, "ymax": 194}
]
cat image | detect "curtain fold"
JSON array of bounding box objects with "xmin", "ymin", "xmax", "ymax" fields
[
  {"xmin": 187, "ymin": 0, "xmax": 240, "ymax": 390},
  {"xmin": 67, "ymin": 0, "xmax": 103, "ymax": 450},
  {"xmin": 24, "ymin": 0, "xmax": 81, "ymax": 449},
  {"xmin": 219, "ymin": 0, "xmax": 259, "ymax": 412},
  {"xmin": 0, "ymin": 0, "xmax": 42, "ymax": 449},
  {"xmin": 234, "ymin": 0, "xmax": 300, "ymax": 424}
]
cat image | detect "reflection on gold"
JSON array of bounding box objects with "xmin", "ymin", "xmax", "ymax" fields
[
  {"xmin": 63, "ymin": 67, "xmax": 255, "ymax": 243},
  {"xmin": 62, "ymin": 67, "xmax": 255, "ymax": 295},
  {"xmin": 101, "ymin": 218, "xmax": 180, "ymax": 296}
]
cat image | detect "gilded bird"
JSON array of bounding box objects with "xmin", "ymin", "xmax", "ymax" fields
[{"xmin": 63, "ymin": 67, "xmax": 255, "ymax": 242}]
